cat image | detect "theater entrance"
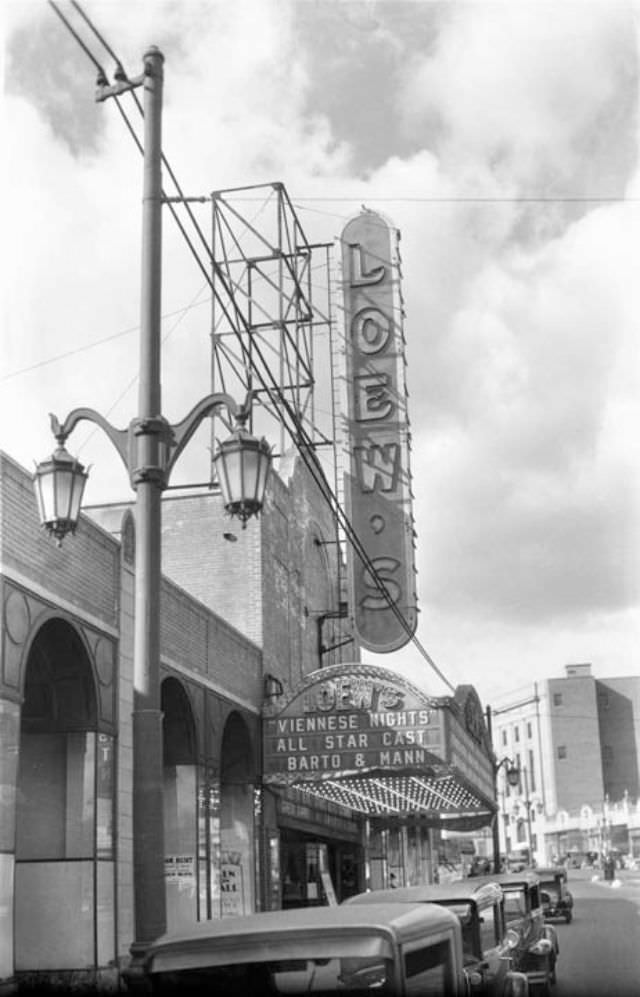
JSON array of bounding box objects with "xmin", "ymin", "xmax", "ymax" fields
[{"xmin": 280, "ymin": 830, "xmax": 361, "ymax": 908}]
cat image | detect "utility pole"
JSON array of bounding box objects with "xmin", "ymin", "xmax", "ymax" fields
[
  {"xmin": 129, "ymin": 45, "xmax": 167, "ymax": 962},
  {"xmin": 35, "ymin": 45, "xmax": 272, "ymax": 983},
  {"xmin": 523, "ymin": 766, "xmax": 533, "ymax": 861},
  {"xmin": 94, "ymin": 43, "xmax": 168, "ymax": 967},
  {"xmin": 486, "ymin": 705, "xmax": 502, "ymax": 873}
]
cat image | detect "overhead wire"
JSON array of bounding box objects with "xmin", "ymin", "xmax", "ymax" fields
[
  {"xmin": 47, "ymin": 1, "xmax": 456, "ymax": 694},
  {"xmin": 55, "ymin": 0, "xmax": 441, "ymax": 686},
  {"xmin": 48, "ymin": 0, "xmax": 109, "ymax": 83},
  {"xmin": 1, "ymin": 299, "xmax": 211, "ymax": 383}
]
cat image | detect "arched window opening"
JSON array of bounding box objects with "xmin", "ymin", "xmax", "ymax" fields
[
  {"xmin": 220, "ymin": 712, "xmax": 255, "ymax": 917},
  {"xmin": 15, "ymin": 619, "xmax": 115, "ymax": 973},
  {"xmin": 162, "ymin": 677, "xmax": 198, "ymax": 932}
]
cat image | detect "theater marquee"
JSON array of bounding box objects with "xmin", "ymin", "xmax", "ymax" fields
[
  {"xmin": 341, "ymin": 210, "xmax": 417, "ymax": 653},
  {"xmin": 263, "ymin": 664, "xmax": 496, "ymax": 829}
]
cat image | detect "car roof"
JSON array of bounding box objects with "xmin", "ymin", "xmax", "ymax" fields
[
  {"xmin": 492, "ymin": 871, "xmax": 540, "ymax": 887},
  {"xmin": 535, "ymin": 866, "xmax": 567, "ymax": 877},
  {"xmin": 145, "ymin": 902, "xmax": 460, "ymax": 959},
  {"xmin": 345, "ymin": 881, "xmax": 503, "ymax": 908}
]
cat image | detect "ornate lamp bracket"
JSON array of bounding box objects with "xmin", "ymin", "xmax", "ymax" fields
[
  {"xmin": 165, "ymin": 390, "xmax": 243, "ymax": 480},
  {"xmin": 51, "ymin": 408, "xmax": 130, "ymax": 471}
]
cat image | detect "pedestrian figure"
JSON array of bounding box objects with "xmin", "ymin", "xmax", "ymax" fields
[{"xmin": 604, "ymin": 854, "xmax": 615, "ymax": 882}]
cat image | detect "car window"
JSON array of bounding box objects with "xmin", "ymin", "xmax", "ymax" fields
[
  {"xmin": 151, "ymin": 957, "xmax": 396, "ymax": 995},
  {"xmin": 478, "ymin": 904, "xmax": 498, "ymax": 951},
  {"xmin": 503, "ymin": 889, "xmax": 526, "ymax": 921},
  {"xmin": 530, "ymin": 885, "xmax": 540, "ymax": 910},
  {"xmin": 446, "ymin": 904, "xmax": 477, "ymax": 963},
  {"xmin": 404, "ymin": 940, "xmax": 455, "ymax": 997}
]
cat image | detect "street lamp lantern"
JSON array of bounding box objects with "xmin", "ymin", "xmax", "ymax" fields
[
  {"xmin": 34, "ymin": 415, "xmax": 272, "ymax": 545},
  {"xmin": 506, "ymin": 763, "xmax": 520, "ymax": 788},
  {"xmin": 33, "ymin": 441, "xmax": 89, "ymax": 546},
  {"xmin": 214, "ymin": 424, "xmax": 272, "ymax": 527}
]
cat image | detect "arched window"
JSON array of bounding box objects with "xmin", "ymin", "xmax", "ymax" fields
[
  {"xmin": 15, "ymin": 619, "xmax": 115, "ymax": 972},
  {"xmin": 220, "ymin": 712, "xmax": 256, "ymax": 916},
  {"xmin": 162, "ymin": 677, "xmax": 197, "ymax": 932}
]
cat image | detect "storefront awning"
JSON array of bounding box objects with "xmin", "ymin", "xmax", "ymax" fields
[{"xmin": 263, "ymin": 664, "xmax": 497, "ymax": 831}]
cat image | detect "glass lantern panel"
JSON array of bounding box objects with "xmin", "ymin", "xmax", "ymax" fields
[
  {"xmin": 256, "ymin": 447, "xmax": 272, "ymax": 498},
  {"xmin": 241, "ymin": 447, "xmax": 261, "ymax": 502},
  {"xmin": 35, "ymin": 468, "xmax": 55, "ymax": 524},
  {"xmin": 68, "ymin": 465, "xmax": 88, "ymax": 522},
  {"xmin": 53, "ymin": 466, "xmax": 76, "ymax": 522},
  {"xmin": 216, "ymin": 447, "xmax": 242, "ymax": 506}
]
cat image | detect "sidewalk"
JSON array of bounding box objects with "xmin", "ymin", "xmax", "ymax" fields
[{"xmin": 589, "ymin": 869, "xmax": 640, "ymax": 890}]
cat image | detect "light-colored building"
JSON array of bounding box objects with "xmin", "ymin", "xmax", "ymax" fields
[{"xmin": 492, "ymin": 663, "xmax": 640, "ymax": 866}]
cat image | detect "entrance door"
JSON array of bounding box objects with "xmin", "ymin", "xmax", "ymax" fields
[{"xmin": 280, "ymin": 832, "xmax": 362, "ymax": 907}]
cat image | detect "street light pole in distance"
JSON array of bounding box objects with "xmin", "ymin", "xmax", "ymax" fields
[
  {"xmin": 33, "ymin": 49, "xmax": 272, "ymax": 981},
  {"xmin": 491, "ymin": 754, "xmax": 523, "ymax": 872}
]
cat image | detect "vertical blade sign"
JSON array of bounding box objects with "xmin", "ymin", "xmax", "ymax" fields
[{"xmin": 341, "ymin": 210, "xmax": 418, "ymax": 652}]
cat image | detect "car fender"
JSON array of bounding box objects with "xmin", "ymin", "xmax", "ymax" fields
[
  {"xmin": 543, "ymin": 923, "xmax": 559, "ymax": 955},
  {"xmin": 504, "ymin": 970, "xmax": 530, "ymax": 997}
]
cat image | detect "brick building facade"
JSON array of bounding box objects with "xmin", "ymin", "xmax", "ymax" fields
[
  {"xmin": 1, "ymin": 445, "xmax": 498, "ymax": 990},
  {"xmin": 1, "ymin": 451, "xmax": 265, "ymax": 989}
]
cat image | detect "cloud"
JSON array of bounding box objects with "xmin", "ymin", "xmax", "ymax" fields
[
  {"xmin": 397, "ymin": 2, "xmax": 636, "ymax": 200},
  {"xmin": 3, "ymin": 1, "xmax": 638, "ymax": 702}
]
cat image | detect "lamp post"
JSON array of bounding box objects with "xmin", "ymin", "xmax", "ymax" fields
[
  {"xmin": 32, "ymin": 48, "xmax": 271, "ymax": 974},
  {"xmin": 521, "ymin": 765, "xmax": 533, "ymax": 858},
  {"xmin": 492, "ymin": 756, "xmax": 521, "ymax": 873},
  {"xmin": 499, "ymin": 760, "xmax": 534, "ymax": 864}
]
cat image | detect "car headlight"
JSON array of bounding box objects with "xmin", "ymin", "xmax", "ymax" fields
[{"xmin": 529, "ymin": 938, "xmax": 553, "ymax": 957}]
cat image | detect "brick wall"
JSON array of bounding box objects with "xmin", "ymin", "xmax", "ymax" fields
[
  {"xmin": 158, "ymin": 452, "xmax": 353, "ymax": 700},
  {"xmin": 161, "ymin": 574, "xmax": 262, "ymax": 707},
  {"xmin": 263, "ymin": 454, "xmax": 345, "ymax": 691},
  {"xmin": 548, "ymin": 675, "xmax": 604, "ymax": 811},
  {"xmin": 597, "ymin": 677, "xmax": 640, "ymax": 801},
  {"xmin": 161, "ymin": 493, "xmax": 263, "ymax": 646}
]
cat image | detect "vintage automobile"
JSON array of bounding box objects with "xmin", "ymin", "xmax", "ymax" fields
[
  {"xmin": 492, "ymin": 872, "xmax": 559, "ymax": 996},
  {"xmin": 535, "ymin": 867, "xmax": 573, "ymax": 924},
  {"xmin": 345, "ymin": 881, "xmax": 528, "ymax": 997},
  {"xmin": 131, "ymin": 900, "xmax": 530, "ymax": 995}
]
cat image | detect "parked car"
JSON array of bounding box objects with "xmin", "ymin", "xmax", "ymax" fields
[
  {"xmin": 535, "ymin": 866, "xmax": 573, "ymax": 924},
  {"xmin": 505, "ymin": 851, "xmax": 531, "ymax": 873},
  {"xmin": 132, "ymin": 900, "xmax": 529, "ymax": 995},
  {"xmin": 344, "ymin": 881, "xmax": 529, "ymax": 997},
  {"xmin": 493, "ymin": 872, "xmax": 558, "ymax": 996}
]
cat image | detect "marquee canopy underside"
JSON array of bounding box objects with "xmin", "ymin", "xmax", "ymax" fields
[{"xmin": 268, "ymin": 767, "xmax": 496, "ymax": 831}]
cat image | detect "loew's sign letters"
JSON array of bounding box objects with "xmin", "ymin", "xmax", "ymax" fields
[{"xmin": 341, "ymin": 210, "xmax": 417, "ymax": 652}]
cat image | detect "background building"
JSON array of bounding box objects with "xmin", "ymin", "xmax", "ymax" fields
[{"xmin": 492, "ymin": 663, "xmax": 640, "ymax": 865}]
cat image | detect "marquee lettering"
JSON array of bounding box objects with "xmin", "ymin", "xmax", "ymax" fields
[
  {"xmin": 354, "ymin": 372, "xmax": 394, "ymax": 422},
  {"xmin": 361, "ymin": 557, "xmax": 402, "ymax": 610},
  {"xmin": 302, "ymin": 677, "xmax": 403, "ymax": 714},
  {"xmin": 349, "ymin": 243, "xmax": 386, "ymax": 286},
  {"xmin": 354, "ymin": 443, "xmax": 400, "ymax": 493},
  {"xmin": 352, "ymin": 307, "xmax": 392, "ymax": 355}
]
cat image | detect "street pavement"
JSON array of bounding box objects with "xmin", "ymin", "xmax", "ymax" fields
[{"xmin": 549, "ymin": 867, "xmax": 640, "ymax": 997}]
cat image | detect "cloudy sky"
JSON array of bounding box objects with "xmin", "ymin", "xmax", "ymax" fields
[{"xmin": 3, "ymin": 0, "xmax": 639, "ymax": 707}]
